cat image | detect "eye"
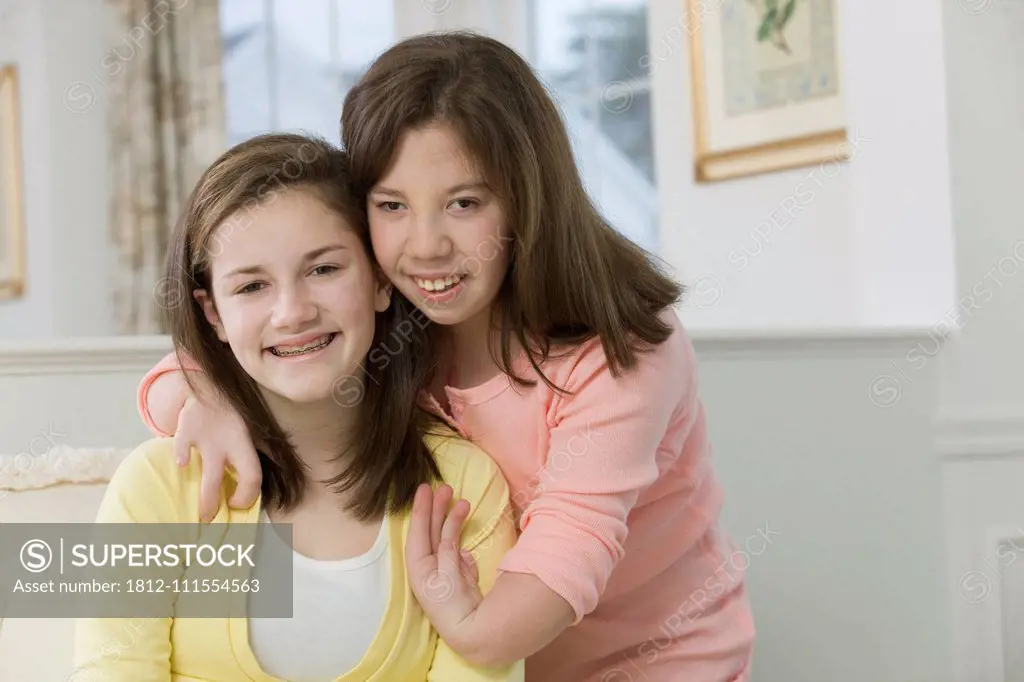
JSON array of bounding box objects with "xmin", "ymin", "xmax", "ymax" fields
[
  {"xmin": 236, "ymin": 281, "xmax": 265, "ymax": 295},
  {"xmin": 450, "ymin": 198, "xmax": 479, "ymax": 210},
  {"xmin": 377, "ymin": 201, "xmax": 404, "ymax": 212},
  {"xmin": 309, "ymin": 264, "xmax": 339, "ymax": 277}
]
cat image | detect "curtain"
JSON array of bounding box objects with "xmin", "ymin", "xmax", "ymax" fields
[{"xmin": 107, "ymin": 0, "xmax": 226, "ymax": 334}]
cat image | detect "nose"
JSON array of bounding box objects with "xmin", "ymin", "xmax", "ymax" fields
[
  {"xmin": 271, "ymin": 282, "xmax": 318, "ymax": 331},
  {"xmin": 407, "ymin": 213, "xmax": 453, "ymax": 261}
]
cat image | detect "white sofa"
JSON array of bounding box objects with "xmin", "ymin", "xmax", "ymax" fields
[
  {"xmin": 0, "ymin": 474, "xmax": 116, "ymax": 681},
  {"xmin": 0, "ymin": 335, "xmax": 171, "ymax": 681}
]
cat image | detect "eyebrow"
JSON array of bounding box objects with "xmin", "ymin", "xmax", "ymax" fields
[
  {"xmin": 222, "ymin": 245, "xmax": 348, "ymax": 279},
  {"xmin": 371, "ymin": 181, "xmax": 489, "ymax": 198}
]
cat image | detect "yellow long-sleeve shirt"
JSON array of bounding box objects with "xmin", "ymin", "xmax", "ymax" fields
[{"xmin": 72, "ymin": 432, "xmax": 523, "ymax": 682}]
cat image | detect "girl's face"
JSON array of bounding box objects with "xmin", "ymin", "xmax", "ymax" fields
[
  {"xmin": 367, "ymin": 123, "xmax": 510, "ymax": 329},
  {"xmin": 196, "ymin": 189, "xmax": 391, "ymax": 407}
]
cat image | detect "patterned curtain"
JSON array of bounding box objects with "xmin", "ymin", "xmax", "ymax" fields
[{"xmin": 107, "ymin": 0, "xmax": 226, "ymax": 334}]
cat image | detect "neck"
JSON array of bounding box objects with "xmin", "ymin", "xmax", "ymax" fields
[
  {"xmin": 442, "ymin": 305, "xmax": 504, "ymax": 389},
  {"xmin": 262, "ymin": 393, "xmax": 356, "ymax": 483}
]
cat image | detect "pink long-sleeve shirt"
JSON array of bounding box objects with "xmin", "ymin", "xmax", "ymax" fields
[{"xmin": 138, "ymin": 309, "xmax": 754, "ymax": 682}]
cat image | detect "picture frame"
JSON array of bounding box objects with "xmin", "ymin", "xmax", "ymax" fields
[
  {"xmin": 0, "ymin": 63, "xmax": 25, "ymax": 299},
  {"xmin": 687, "ymin": 0, "xmax": 850, "ymax": 182}
]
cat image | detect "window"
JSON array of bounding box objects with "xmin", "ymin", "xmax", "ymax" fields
[
  {"xmin": 529, "ymin": 0, "xmax": 657, "ymax": 250},
  {"xmin": 218, "ymin": 0, "xmax": 394, "ymax": 146},
  {"xmin": 217, "ymin": 0, "xmax": 657, "ymax": 250}
]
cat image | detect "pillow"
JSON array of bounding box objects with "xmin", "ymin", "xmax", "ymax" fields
[{"xmin": 0, "ymin": 445, "xmax": 131, "ymax": 493}]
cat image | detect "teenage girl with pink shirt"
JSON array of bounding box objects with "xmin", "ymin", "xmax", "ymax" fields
[{"xmin": 137, "ymin": 32, "xmax": 755, "ymax": 681}]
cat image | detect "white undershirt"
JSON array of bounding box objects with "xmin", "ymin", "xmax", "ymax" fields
[{"xmin": 248, "ymin": 511, "xmax": 390, "ymax": 682}]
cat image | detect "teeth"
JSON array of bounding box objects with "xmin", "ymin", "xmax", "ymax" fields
[
  {"xmin": 415, "ymin": 274, "xmax": 463, "ymax": 292},
  {"xmin": 271, "ymin": 334, "xmax": 333, "ymax": 357}
]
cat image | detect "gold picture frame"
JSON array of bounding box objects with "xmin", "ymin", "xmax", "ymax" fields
[
  {"xmin": 688, "ymin": 0, "xmax": 850, "ymax": 182},
  {"xmin": 1, "ymin": 64, "xmax": 25, "ymax": 299}
]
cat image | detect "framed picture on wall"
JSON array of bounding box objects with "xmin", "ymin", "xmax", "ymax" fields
[
  {"xmin": 0, "ymin": 64, "xmax": 25, "ymax": 299},
  {"xmin": 688, "ymin": 0, "xmax": 850, "ymax": 182}
]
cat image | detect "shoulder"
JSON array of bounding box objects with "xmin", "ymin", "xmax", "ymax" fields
[
  {"xmin": 111, "ymin": 437, "xmax": 183, "ymax": 485},
  {"xmin": 103, "ymin": 437, "xmax": 202, "ymax": 522},
  {"xmin": 552, "ymin": 307, "xmax": 697, "ymax": 396},
  {"xmin": 421, "ymin": 425, "xmax": 514, "ymax": 551},
  {"xmin": 422, "ymin": 425, "xmax": 509, "ymax": 506}
]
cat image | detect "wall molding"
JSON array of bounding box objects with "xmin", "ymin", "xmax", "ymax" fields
[
  {"xmin": 0, "ymin": 325, "xmax": 949, "ymax": 371},
  {"xmin": 0, "ymin": 335, "xmax": 171, "ymax": 375},
  {"xmin": 935, "ymin": 413, "xmax": 1024, "ymax": 460},
  {"xmin": 977, "ymin": 526, "xmax": 1024, "ymax": 682},
  {"xmin": 689, "ymin": 324, "xmax": 948, "ymax": 359}
]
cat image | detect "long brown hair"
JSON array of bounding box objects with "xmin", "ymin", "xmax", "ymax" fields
[
  {"xmin": 341, "ymin": 31, "xmax": 682, "ymax": 389},
  {"xmin": 163, "ymin": 133, "xmax": 439, "ymax": 519}
]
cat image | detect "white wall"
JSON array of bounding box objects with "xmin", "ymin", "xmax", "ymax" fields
[
  {"xmin": 650, "ymin": 0, "xmax": 958, "ymax": 331},
  {"xmin": 936, "ymin": 2, "xmax": 1024, "ymax": 681},
  {"xmin": 41, "ymin": 0, "xmax": 115, "ymax": 337},
  {"xmin": 936, "ymin": 0, "xmax": 1024, "ymax": 418},
  {"xmin": 0, "ymin": 1, "xmax": 54, "ymax": 335},
  {"xmin": 0, "ymin": 0, "xmax": 113, "ymax": 339}
]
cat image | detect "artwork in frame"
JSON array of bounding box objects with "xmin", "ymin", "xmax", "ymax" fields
[
  {"xmin": 688, "ymin": 0, "xmax": 850, "ymax": 182},
  {"xmin": 0, "ymin": 64, "xmax": 25, "ymax": 299}
]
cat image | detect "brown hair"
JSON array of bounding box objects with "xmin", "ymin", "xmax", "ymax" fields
[
  {"xmin": 163, "ymin": 133, "xmax": 439, "ymax": 519},
  {"xmin": 341, "ymin": 31, "xmax": 682, "ymax": 389}
]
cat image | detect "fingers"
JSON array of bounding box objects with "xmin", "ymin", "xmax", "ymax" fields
[
  {"xmin": 460, "ymin": 549, "xmax": 479, "ymax": 585},
  {"xmin": 198, "ymin": 454, "xmax": 226, "ymax": 523},
  {"xmin": 440, "ymin": 498, "xmax": 470, "ymax": 551},
  {"xmin": 436, "ymin": 499, "xmax": 470, "ymax": 589},
  {"xmin": 407, "ymin": 483, "xmax": 473, "ymax": 576},
  {"xmin": 227, "ymin": 443, "xmax": 263, "ymax": 509},
  {"xmin": 431, "ymin": 484, "xmax": 453, "ymax": 554},
  {"xmin": 405, "ymin": 483, "xmax": 434, "ymax": 563},
  {"xmin": 173, "ymin": 434, "xmax": 192, "ymax": 467}
]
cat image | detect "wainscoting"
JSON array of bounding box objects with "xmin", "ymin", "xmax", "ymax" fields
[
  {"xmin": 692, "ymin": 327, "xmax": 949, "ymax": 682},
  {"xmin": 0, "ymin": 335, "xmax": 171, "ymax": 454},
  {"xmin": 938, "ymin": 414, "xmax": 1024, "ymax": 682}
]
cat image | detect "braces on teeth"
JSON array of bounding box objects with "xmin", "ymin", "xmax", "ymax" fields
[{"xmin": 273, "ymin": 335, "xmax": 332, "ymax": 356}]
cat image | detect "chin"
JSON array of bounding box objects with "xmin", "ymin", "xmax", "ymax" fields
[
  {"xmin": 416, "ymin": 306, "xmax": 465, "ymax": 326},
  {"xmin": 411, "ymin": 295, "xmax": 483, "ymax": 326},
  {"xmin": 258, "ymin": 372, "xmax": 341, "ymax": 404},
  {"xmin": 273, "ymin": 385, "xmax": 337, "ymax": 404}
]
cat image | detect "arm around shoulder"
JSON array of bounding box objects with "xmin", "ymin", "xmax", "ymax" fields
[
  {"xmin": 426, "ymin": 437, "xmax": 526, "ymax": 679},
  {"xmin": 138, "ymin": 351, "xmax": 200, "ymax": 437},
  {"xmin": 462, "ymin": 328, "xmax": 695, "ymax": 664}
]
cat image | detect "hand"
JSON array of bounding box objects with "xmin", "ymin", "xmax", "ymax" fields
[
  {"xmin": 405, "ymin": 483, "xmax": 483, "ymax": 649},
  {"xmin": 173, "ymin": 383, "xmax": 261, "ymax": 522}
]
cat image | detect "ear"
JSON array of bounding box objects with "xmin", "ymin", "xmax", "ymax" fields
[
  {"xmin": 373, "ymin": 274, "xmax": 393, "ymax": 313},
  {"xmin": 193, "ymin": 289, "xmax": 228, "ymax": 343}
]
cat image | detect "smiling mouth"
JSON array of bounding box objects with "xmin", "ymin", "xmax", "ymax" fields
[
  {"xmin": 268, "ymin": 333, "xmax": 336, "ymax": 357},
  {"xmin": 413, "ymin": 274, "xmax": 464, "ymax": 294}
]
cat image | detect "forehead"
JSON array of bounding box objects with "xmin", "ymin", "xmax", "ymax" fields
[
  {"xmin": 379, "ymin": 124, "xmax": 481, "ymax": 184},
  {"xmin": 208, "ymin": 190, "xmax": 360, "ymax": 268}
]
